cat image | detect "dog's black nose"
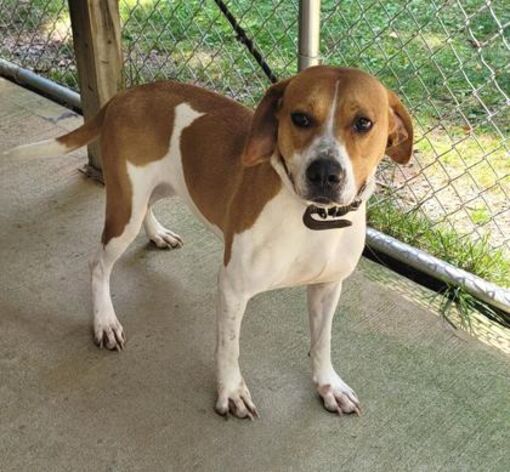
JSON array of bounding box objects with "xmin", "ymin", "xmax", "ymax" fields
[{"xmin": 306, "ymin": 158, "xmax": 343, "ymax": 189}]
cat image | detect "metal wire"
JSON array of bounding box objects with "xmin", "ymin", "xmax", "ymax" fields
[
  {"xmin": 213, "ymin": 0, "xmax": 278, "ymax": 83},
  {"xmin": 0, "ymin": 0, "xmax": 508, "ymax": 291}
]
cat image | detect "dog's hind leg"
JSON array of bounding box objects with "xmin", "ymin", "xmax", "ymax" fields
[
  {"xmin": 90, "ymin": 164, "xmax": 153, "ymax": 350},
  {"xmin": 143, "ymin": 205, "xmax": 183, "ymax": 249}
]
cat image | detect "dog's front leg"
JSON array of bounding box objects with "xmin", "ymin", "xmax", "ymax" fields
[
  {"xmin": 214, "ymin": 270, "xmax": 258, "ymax": 420},
  {"xmin": 307, "ymin": 281, "xmax": 362, "ymax": 415}
]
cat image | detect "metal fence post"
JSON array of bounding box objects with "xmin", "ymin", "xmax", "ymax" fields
[
  {"xmin": 298, "ymin": 0, "xmax": 321, "ymax": 71},
  {"xmin": 68, "ymin": 0, "xmax": 123, "ymax": 172}
]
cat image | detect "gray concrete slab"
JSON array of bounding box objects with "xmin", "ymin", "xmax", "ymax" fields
[{"xmin": 0, "ymin": 78, "xmax": 509, "ymax": 471}]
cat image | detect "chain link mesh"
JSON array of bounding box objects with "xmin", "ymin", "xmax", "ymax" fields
[
  {"xmin": 1, "ymin": 0, "xmax": 509, "ymax": 268},
  {"xmin": 0, "ymin": 0, "xmax": 77, "ymax": 89}
]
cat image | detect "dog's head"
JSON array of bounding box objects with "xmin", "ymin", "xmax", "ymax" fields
[{"xmin": 242, "ymin": 66, "xmax": 413, "ymax": 206}]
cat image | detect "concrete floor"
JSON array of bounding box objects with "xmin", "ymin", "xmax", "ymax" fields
[{"xmin": 1, "ymin": 78, "xmax": 509, "ymax": 471}]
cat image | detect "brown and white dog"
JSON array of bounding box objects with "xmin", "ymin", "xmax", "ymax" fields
[{"xmin": 5, "ymin": 66, "xmax": 413, "ymax": 419}]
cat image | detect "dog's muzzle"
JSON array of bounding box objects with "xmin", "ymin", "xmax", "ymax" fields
[{"xmin": 271, "ymin": 152, "xmax": 366, "ymax": 231}]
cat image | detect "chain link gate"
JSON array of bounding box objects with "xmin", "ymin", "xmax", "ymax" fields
[{"xmin": 1, "ymin": 0, "xmax": 509, "ymax": 304}]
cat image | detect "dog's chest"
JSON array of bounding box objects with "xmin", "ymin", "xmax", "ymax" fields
[{"xmin": 228, "ymin": 189, "xmax": 367, "ymax": 292}]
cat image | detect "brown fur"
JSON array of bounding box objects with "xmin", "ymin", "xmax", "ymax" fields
[
  {"xmin": 98, "ymin": 84, "xmax": 178, "ymax": 244},
  {"xmin": 241, "ymin": 79, "xmax": 290, "ymax": 167},
  {"xmin": 385, "ymin": 90, "xmax": 413, "ymax": 164},
  {"xmin": 86, "ymin": 82, "xmax": 281, "ymax": 247}
]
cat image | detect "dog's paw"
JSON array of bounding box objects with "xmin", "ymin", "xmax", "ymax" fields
[
  {"xmin": 149, "ymin": 227, "xmax": 183, "ymax": 249},
  {"xmin": 215, "ymin": 378, "xmax": 259, "ymax": 420},
  {"xmin": 317, "ymin": 376, "xmax": 361, "ymax": 416},
  {"xmin": 94, "ymin": 317, "xmax": 126, "ymax": 351}
]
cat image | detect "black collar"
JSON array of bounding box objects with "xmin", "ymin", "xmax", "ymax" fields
[
  {"xmin": 303, "ymin": 181, "xmax": 367, "ymax": 231},
  {"xmin": 303, "ymin": 199, "xmax": 362, "ymax": 230}
]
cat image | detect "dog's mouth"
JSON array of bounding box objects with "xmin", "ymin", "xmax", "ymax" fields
[{"xmin": 309, "ymin": 195, "xmax": 334, "ymax": 206}]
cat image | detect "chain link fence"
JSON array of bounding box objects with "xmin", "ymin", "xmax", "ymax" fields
[
  {"xmin": 0, "ymin": 0, "xmax": 77, "ymax": 89},
  {"xmin": 1, "ymin": 0, "xmax": 509, "ymax": 287}
]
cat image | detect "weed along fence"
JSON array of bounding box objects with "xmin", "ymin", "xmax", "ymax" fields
[{"xmin": 1, "ymin": 0, "xmax": 509, "ymax": 317}]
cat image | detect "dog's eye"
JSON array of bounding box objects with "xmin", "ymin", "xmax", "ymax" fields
[
  {"xmin": 354, "ymin": 117, "xmax": 373, "ymax": 133},
  {"xmin": 291, "ymin": 112, "xmax": 312, "ymax": 128}
]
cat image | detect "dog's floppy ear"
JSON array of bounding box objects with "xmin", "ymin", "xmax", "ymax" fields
[
  {"xmin": 386, "ymin": 90, "xmax": 413, "ymax": 164},
  {"xmin": 241, "ymin": 78, "xmax": 291, "ymax": 167}
]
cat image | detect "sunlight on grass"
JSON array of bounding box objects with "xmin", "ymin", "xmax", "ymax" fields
[
  {"xmin": 41, "ymin": 11, "xmax": 70, "ymax": 41},
  {"xmin": 420, "ymin": 32, "xmax": 448, "ymax": 51}
]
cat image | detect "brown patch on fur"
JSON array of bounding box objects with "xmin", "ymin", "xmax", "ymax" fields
[
  {"xmin": 178, "ymin": 87, "xmax": 282, "ymax": 264},
  {"xmin": 98, "ymin": 84, "xmax": 178, "ymax": 244},
  {"xmin": 95, "ymin": 81, "xmax": 282, "ymax": 249},
  {"xmin": 385, "ymin": 90, "xmax": 414, "ymax": 163},
  {"xmin": 97, "ymin": 82, "xmax": 244, "ymax": 245},
  {"xmin": 180, "ymin": 97, "xmax": 251, "ymax": 231},
  {"xmin": 241, "ymin": 79, "xmax": 290, "ymax": 167}
]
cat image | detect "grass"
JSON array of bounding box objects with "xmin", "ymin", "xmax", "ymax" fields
[
  {"xmin": 368, "ymin": 197, "xmax": 510, "ymax": 327},
  {"xmin": 1, "ymin": 0, "xmax": 509, "ymax": 323}
]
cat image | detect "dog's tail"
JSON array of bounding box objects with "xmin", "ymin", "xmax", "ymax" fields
[{"xmin": 3, "ymin": 103, "xmax": 108, "ymax": 159}]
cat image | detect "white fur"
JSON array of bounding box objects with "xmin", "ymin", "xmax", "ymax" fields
[
  {"xmin": 325, "ymin": 81, "xmax": 340, "ymax": 134},
  {"xmin": 307, "ymin": 282, "xmax": 360, "ymax": 414},
  {"xmin": 226, "ymin": 186, "xmax": 366, "ymax": 293},
  {"xmin": 3, "ymin": 138, "xmax": 68, "ymax": 159},
  {"xmin": 324, "ymin": 82, "xmax": 356, "ymax": 203},
  {"xmin": 335, "ymin": 142, "xmax": 357, "ymax": 204},
  {"xmin": 144, "ymin": 207, "xmax": 183, "ymax": 249},
  {"xmin": 214, "ymin": 173, "xmax": 366, "ymax": 415}
]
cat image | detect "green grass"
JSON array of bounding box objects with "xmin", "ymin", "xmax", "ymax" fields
[
  {"xmin": 2, "ymin": 0, "xmax": 509, "ymax": 322},
  {"xmin": 368, "ymin": 198, "xmax": 510, "ymax": 289},
  {"xmin": 469, "ymin": 206, "xmax": 491, "ymax": 226}
]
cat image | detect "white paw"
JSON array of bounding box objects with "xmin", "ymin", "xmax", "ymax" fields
[
  {"xmin": 316, "ymin": 375, "xmax": 361, "ymax": 416},
  {"xmin": 215, "ymin": 378, "xmax": 259, "ymax": 420},
  {"xmin": 94, "ymin": 316, "xmax": 126, "ymax": 351},
  {"xmin": 149, "ymin": 227, "xmax": 183, "ymax": 249}
]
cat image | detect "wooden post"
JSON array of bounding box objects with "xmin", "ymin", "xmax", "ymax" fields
[{"xmin": 68, "ymin": 0, "xmax": 123, "ymax": 171}]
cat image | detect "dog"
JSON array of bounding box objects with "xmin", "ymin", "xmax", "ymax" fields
[{"xmin": 5, "ymin": 65, "xmax": 413, "ymax": 419}]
